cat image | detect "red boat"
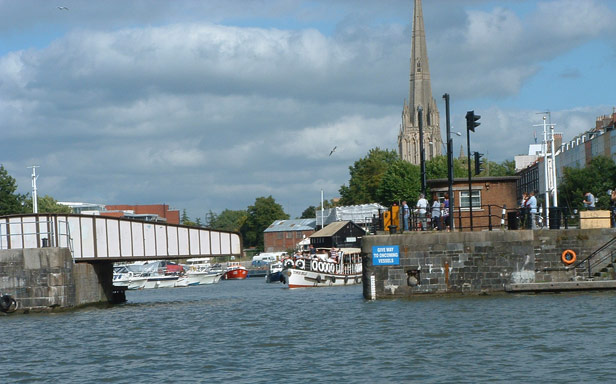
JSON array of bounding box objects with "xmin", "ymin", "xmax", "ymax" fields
[{"xmin": 223, "ymin": 262, "xmax": 248, "ymax": 280}]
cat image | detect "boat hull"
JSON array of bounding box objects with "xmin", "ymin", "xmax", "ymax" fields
[
  {"xmin": 223, "ymin": 268, "xmax": 248, "ymax": 280},
  {"xmin": 282, "ymin": 258, "xmax": 362, "ymax": 288},
  {"xmin": 144, "ymin": 275, "xmax": 179, "ymax": 289}
]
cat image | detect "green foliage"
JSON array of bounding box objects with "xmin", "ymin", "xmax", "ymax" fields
[
  {"xmin": 241, "ymin": 196, "xmax": 289, "ymax": 250},
  {"xmin": 559, "ymin": 156, "xmax": 616, "ymax": 210},
  {"xmin": 0, "ymin": 165, "xmax": 26, "ymax": 215},
  {"xmin": 477, "ymin": 159, "xmax": 516, "ymax": 177},
  {"xmin": 425, "ymin": 155, "xmax": 468, "ymax": 179},
  {"xmin": 339, "ymin": 148, "xmax": 399, "ymax": 205},
  {"xmin": 22, "ymin": 195, "xmax": 72, "ymax": 214},
  {"xmin": 376, "ymin": 159, "xmax": 421, "ymax": 205},
  {"xmin": 300, "ymin": 205, "xmax": 316, "ymax": 219},
  {"xmin": 180, "ymin": 208, "xmax": 197, "ymax": 226},
  {"xmin": 208, "ymin": 209, "xmax": 248, "ymax": 232}
]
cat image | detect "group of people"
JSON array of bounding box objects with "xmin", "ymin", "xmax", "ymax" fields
[
  {"xmin": 402, "ymin": 193, "xmax": 450, "ymax": 232},
  {"xmin": 519, "ymin": 191, "xmax": 538, "ymax": 229}
]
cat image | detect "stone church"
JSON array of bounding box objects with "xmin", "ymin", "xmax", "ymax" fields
[{"xmin": 398, "ymin": 0, "xmax": 443, "ymax": 165}]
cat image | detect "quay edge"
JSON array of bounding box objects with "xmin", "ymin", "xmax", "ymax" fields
[
  {"xmin": 0, "ymin": 248, "xmax": 114, "ymax": 314},
  {"xmin": 361, "ymin": 228, "xmax": 616, "ymax": 299}
]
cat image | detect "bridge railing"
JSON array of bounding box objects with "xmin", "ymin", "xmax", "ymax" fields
[{"xmin": 0, "ymin": 214, "xmax": 242, "ymax": 262}]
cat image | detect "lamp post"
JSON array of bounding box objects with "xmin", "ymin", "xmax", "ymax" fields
[
  {"xmin": 418, "ymin": 106, "xmax": 426, "ymax": 196},
  {"xmin": 27, "ymin": 165, "xmax": 39, "ymax": 214},
  {"xmin": 443, "ymin": 94, "xmax": 454, "ymax": 230}
]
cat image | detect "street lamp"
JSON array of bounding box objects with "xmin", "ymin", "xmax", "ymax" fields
[{"xmin": 418, "ymin": 106, "xmax": 426, "ymax": 196}]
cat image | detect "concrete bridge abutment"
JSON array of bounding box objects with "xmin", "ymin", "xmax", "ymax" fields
[{"xmin": 0, "ymin": 248, "xmax": 114, "ymax": 313}]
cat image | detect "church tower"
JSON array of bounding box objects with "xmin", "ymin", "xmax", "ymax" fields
[{"xmin": 398, "ymin": 0, "xmax": 443, "ymax": 164}]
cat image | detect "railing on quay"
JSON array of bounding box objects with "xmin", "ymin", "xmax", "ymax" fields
[
  {"xmin": 570, "ymin": 235, "xmax": 616, "ymax": 279},
  {"xmin": 372, "ymin": 205, "xmax": 580, "ymax": 233}
]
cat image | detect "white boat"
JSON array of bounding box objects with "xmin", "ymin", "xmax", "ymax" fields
[
  {"xmin": 281, "ymin": 248, "xmax": 362, "ymax": 289},
  {"xmin": 175, "ymin": 271, "xmax": 223, "ymax": 287},
  {"xmin": 144, "ymin": 274, "xmax": 180, "ymax": 289},
  {"xmin": 112, "ymin": 265, "xmax": 148, "ymax": 290}
]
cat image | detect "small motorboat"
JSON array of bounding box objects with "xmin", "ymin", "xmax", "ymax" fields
[
  {"xmin": 265, "ymin": 262, "xmax": 283, "ymax": 283},
  {"xmin": 223, "ymin": 262, "xmax": 248, "ymax": 280}
]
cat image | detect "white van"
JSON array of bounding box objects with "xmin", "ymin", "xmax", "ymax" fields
[{"xmin": 252, "ymin": 252, "xmax": 288, "ymax": 266}]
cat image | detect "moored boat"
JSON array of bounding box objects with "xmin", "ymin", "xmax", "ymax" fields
[
  {"xmin": 281, "ymin": 248, "xmax": 362, "ymax": 288},
  {"xmin": 265, "ymin": 261, "xmax": 283, "ymax": 283},
  {"xmin": 223, "ymin": 262, "xmax": 248, "ymax": 280}
]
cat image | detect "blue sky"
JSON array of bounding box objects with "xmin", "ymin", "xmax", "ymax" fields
[{"xmin": 1, "ymin": 0, "xmax": 615, "ymax": 220}]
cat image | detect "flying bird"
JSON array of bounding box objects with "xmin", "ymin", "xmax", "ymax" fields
[
  {"xmin": 329, "ymin": 146, "xmax": 337, "ymax": 156},
  {"xmin": 57, "ymin": 6, "xmax": 69, "ymax": 10}
]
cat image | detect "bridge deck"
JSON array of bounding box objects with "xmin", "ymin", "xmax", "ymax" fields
[{"xmin": 0, "ymin": 214, "xmax": 242, "ymax": 262}]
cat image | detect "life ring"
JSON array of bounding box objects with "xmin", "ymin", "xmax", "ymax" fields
[
  {"xmin": 296, "ymin": 259, "xmax": 305, "ymax": 269},
  {"xmin": 284, "ymin": 259, "xmax": 294, "ymax": 268},
  {"xmin": 310, "ymin": 260, "xmax": 318, "ymax": 271},
  {"xmin": 561, "ymin": 249, "xmax": 576, "ymax": 265},
  {"xmin": 318, "ymin": 262, "xmax": 325, "ymax": 273}
]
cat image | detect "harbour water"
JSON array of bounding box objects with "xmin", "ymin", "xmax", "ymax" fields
[{"xmin": 4, "ymin": 278, "xmax": 616, "ymax": 383}]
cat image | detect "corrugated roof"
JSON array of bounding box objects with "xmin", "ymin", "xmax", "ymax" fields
[
  {"xmin": 309, "ymin": 220, "xmax": 350, "ymax": 237},
  {"xmin": 263, "ymin": 218, "xmax": 316, "ymax": 232}
]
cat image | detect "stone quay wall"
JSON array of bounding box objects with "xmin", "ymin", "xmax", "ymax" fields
[
  {"xmin": 0, "ymin": 248, "xmax": 113, "ymax": 312},
  {"xmin": 362, "ymin": 228, "xmax": 615, "ymax": 299}
]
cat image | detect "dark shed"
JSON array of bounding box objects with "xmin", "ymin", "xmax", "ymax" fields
[{"xmin": 309, "ymin": 221, "xmax": 365, "ymax": 248}]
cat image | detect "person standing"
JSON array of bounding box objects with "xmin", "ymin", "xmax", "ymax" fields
[
  {"xmin": 527, "ymin": 191, "xmax": 538, "ymax": 229},
  {"xmin": 610, "ymin": 189, "xmax": 616, "ymax": 227},
  {"xmin": 442, "ymin": 193, "xmax": 450, "ymax": 232},
  {"xmin": 402, "ymin": 201, "xmax": 410, "ymax": 231},
  {"xmin": 431, "ymin": 194, "xmax": 441, "ymax": 230},
  {"xmin": 416, "ymin": 194, "xmax": 429, "ymax": 231},
  {"xmin": 519, "ymin": 192, "xmax": 529, "ymax": 229},
  {"xmin": 583, "ymin": 192, "xmax": 596, "ymax": 210}
]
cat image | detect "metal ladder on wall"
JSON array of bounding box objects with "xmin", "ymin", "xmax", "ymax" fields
[{"xmin": 571, "ymin": 235, "xmax": 616, "ymax": 280}]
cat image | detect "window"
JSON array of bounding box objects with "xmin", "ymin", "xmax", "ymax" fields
[
  {"xmin": 286, "ymin": 232, "xmax": 293, "ymax": 239},
  {"xmin": 459, "ymin": 190, "xmax": 481, "ymax": 209},
  {"xmin": 276, "ymin": 233, "xmax": 283, "ymax": 239},
  {"xmin": 296, "ymin": 231, "xmax": 303, "ymax": 238}
]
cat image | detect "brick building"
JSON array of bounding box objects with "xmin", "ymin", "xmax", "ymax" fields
[
  {"xmin": 428, "ymin": 176, "xmax": 519, "ymax": 231},
  {"xmin": 263, "ymin": 219, "xmax": 316, "ymax": 252},
  {"xmin": 102, "ymin": 204, "xmax": 180, "ymax": 224}
]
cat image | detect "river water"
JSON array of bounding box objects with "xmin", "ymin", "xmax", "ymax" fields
[{"xmin": 4, "ymin": 278, "xmax": 616, "ymax": 383}]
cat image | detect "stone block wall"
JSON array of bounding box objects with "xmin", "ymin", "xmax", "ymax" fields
[
  {"xmin": 0, "ymin": 248, "xmax": 113, "ymax": 312},
  {"xmin": 362, "ymin": 228, "xmax": 615, "ymax": 299}
]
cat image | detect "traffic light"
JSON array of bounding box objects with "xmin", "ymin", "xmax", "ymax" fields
[
  {"xmin": 466, "ymin": 110, "xmax": 481, "ymax": 132},
  {"xmin": 474, "ymin": 151, "xmax": 484, "ymax": 175}
]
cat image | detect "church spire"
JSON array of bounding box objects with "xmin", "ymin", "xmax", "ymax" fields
[
  {"xmin": 409, "ymin": 0, "xmax": 433, "ymax": 123},
  {"xmin": 398, "ymin": 0, "xmax": 442, "ymax": 165}
]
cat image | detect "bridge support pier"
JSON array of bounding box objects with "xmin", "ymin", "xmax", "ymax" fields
[{"xmin": 0, "ymin": 248, "xmax": 114, "ymax": 313}]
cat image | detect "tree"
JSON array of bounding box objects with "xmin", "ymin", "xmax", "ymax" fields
[
  {"xmin": 180, "ymin": 209, "xmax": 197, "ymax": 226},
  {"xmin": 22, "ymin": 195, "xmax": 72, "ymax": 214},
  {"xmin": 301, "ymin": 205, "xmax": 316, "ymax": 219},
  {"xmin": 478, "ymin": 159, "xmax": 516, "ymax": 177},
  {"xmin": 0, "ymin": 165, "xmax": 26, "ymax": 215},
  {"xmin": 339, "ymin": 148, "xmax": 399, "ymax": 205},
  {"xmin": 209, "ymin": 209, "xmax": 247, "ymax": 232},
  {"xmin": 376, "ymin": 159, "xmax": 421, "ymax": 205},
  {"xmin": 241, "ymin": 196, "xmax": 289, "ymax": 250},
  {"xmin": 559, "ymin": 156, "xmax": 616, "ymax": 210},
  {"xmin": 425, "ymin": 155, "xmax": 468, "ymax": 179}
]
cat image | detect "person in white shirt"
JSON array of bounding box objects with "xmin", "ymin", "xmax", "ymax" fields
[
  {"xmin": 431, "ymin": 194, "xmax": 442, "ymax": 230},
  {"xmin": 527, "ymin": 191, "xmax": 538, "ymax": 229},
  {"xmin": 416, "ymin": 193, "xmax": 429, "ymax": 231}
]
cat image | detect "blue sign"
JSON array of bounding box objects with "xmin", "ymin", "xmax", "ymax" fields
[{"xmin": 372, "ymin": 245, "xmax": 400, "ymax": 266}]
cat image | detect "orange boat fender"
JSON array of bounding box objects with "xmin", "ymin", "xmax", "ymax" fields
[{"xmin": 561, "ymin": 249, "xmax": 576, "ymax": 265}]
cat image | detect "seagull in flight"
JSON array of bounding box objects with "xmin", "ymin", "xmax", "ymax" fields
[
  {"xmin": 57, "ymin": 6, "xmax": 69, "ymax": 10},
  {"xmin": 329, "ymin": 146, "xmax": 337, "ymax": 156}
]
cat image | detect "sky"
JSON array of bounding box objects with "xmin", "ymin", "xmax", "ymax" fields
[{"xmin": 1, "ymin": 0, "xmax": 615, "ymax": 220}]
